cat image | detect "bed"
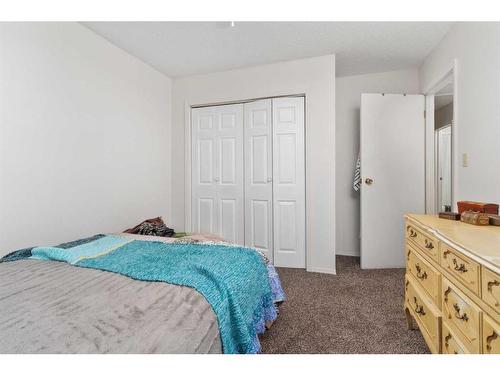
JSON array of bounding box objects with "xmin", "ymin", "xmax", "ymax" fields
[{"xmin": 0, "ymin": 233, "xmax": 285, "ymax": 354}]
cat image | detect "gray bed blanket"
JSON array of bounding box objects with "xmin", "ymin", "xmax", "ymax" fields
[{"xmin": 0, "ymin": 259, "xmax": 221, "ymax": 353}]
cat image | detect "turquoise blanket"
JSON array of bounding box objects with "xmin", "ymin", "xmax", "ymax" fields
[
  {"xmin": 31, "ymin": 237, "xmax": 276, "ymax": 354},
  {"xmin": 31, "ymin": 235, "xmax": 132, "ymax": 264}
]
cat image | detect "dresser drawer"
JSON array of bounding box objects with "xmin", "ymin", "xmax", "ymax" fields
[
  {"xmin": 405, "ymin": 275, "xmax": 441, "ymax": 353},
  {"xmin": 442, "ymin": 321, "xmax": 469, "ymax": 354},
  {"xmin": 407, "ymin": 245, "xmax": 441, "ymax": 305},
  {"xmin": 441, "ymin": 244, "xmax": 480, "ymax": 295},
  {"xmin": 482, "ymin": 315, "xmax": 500, "ymax": 354},
  {"xmin": 481, "ymin": 267, "xmax": 500, "ymax": 315},
  {"xmin": 442, "ymin": 278, "xmax": 481, "ymax": 353},
  {"xmin": 406, "ymin": 223, "xmax": 439, "ymax": 263}
]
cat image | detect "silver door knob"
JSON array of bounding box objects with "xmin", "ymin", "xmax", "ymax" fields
[
  {"xmin": 214, "ymin": 177, "xmax": 219, "ymax": 182},
  {"xmin": 267, "ymin": 177, "xmax": 273, "ymax": 182},
  {"xmin": 365, "ymin": 178, "xmax": 373, "ymax": 185}
]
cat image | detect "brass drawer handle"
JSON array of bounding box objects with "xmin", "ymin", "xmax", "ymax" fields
[
  {"xmin": 452, "ymin": 259, "xmax": 468, "ymax": 273},
  {"xmin": 424, "ymin": 239, "xmax": 434, "ymax": 250},
  {"xmin": 487, "ymin": 280, "xmax": 500, "ymax": 307},
  {"xmin": 443, "ymin": 249, "xmax": 451, "ymax": 258},
  {"xmin": 415, "ymin": 264, "xmax": 428, "ymax": 280},
  {"xmin": 486, "ymin": 331, "xmax": 498, "ymax": 353},
  {"xmin": 453, "ymin": 303, "xmax": 469, "ymax": 322},
  {"xmin": 407, "ymin": 227, "xmax": 417, "ymax": 238},
  {"xmin": 487, "ymin": 280, "xmax": 499, "ymax": 292},
  {"xmin": 413, "ymin": 297, "xmax": 426, "ymax": 316}
]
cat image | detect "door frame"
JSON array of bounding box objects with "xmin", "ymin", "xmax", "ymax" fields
[
  {"xmin": 184, "ymin": 94, "xmax": 309, "ymax": 268},
  {"xmin": 423, "ymin": 59, "xmax": 458, "ymax": 214}
]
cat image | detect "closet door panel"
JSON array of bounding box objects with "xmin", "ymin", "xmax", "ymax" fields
[
  {"xmin": 215, "ymin": 104, "xmax": 244, "ymax": 245},
  {"xmin": 220, "ymin": 137, "xmax": 236, "ymax": 184},
  {"xmin": 244, "ymin": 100, "xmax": 273, "ymax": 259},
  {"xmin": 192, "ymin": 104, "xmax": 243, "ymax": 242},
  {"xmin": 197, "ymin": 139, "xmax": 214, "ymax": 184},
  {"xmin": 277, "ymin": 201, "xmax": 297, "ymax": 249},
  {"xmin": 250, "ymin": 200, "xmax": 270, "ymax": 249},
  {"xmin": 198, "ymin": 198, "xmax": 215, "ymax": 233},
  {"xmin": 219, "ymin": 198, "xmax": 237, "ymax": 243},
  {"xmin": 251, "ymin": 135, "xmax": 269, "ymax": 184},
  {"xmin": 272, "ymin": 97, "xmax": 305, "ymax": 268},
  {"xmin": 276, "ymin": 133, "xmax": 297, "ymax": 184},
  {"xmin": 192, "ymin": 107, "xmax": 218, "ymax": 235}
]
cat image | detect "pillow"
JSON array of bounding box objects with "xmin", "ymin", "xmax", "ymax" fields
[{"xmin": 124, "ymin": 217, "xmax": 175, "ymax": 237}]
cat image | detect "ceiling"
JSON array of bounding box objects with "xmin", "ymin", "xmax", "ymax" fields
[{"xmin": 82, "ymin": 22, "xmax": 453, "ymax": 78}]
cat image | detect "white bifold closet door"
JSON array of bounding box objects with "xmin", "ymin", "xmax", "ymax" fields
[
  {"xmin": 244, "ymin": 99, "xmax": 274, "ymax": 260},
  {"xmin": 270, "ymin": 97, "xmax": 305, "ymax": 268},
  {"xmin": 192, "ymin": 97, "xmax": 305, "ymax": 268},
  {"xmin": 244, "ymin": 97, "xmax": 305, "ymax": 267},
  {"xmin": 191, "ymin": 104, "xmax": 244, "ymax": 244}
]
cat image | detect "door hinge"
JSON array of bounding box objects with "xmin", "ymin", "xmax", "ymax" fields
[{"xmin": 424, "ymin": 110, "xmax": 426, "ymax": 119}]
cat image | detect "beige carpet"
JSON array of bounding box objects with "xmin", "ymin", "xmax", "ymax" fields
[{"xmin": 260, "ymin": 256, "xmax": 429, "ymax": 354}]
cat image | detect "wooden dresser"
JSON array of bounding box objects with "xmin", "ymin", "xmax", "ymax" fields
[{"xmin": 404, "ymin": 214, "xmax": 500, "ymax": 354}]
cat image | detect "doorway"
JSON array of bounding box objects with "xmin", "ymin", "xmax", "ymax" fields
[
  {"xmin": 436, "ymin": 125, "xmax": 452, "ymax": 212},
  {"xmin": 424, "ymin": 62, "xmax": 457, "ymax": 214}
]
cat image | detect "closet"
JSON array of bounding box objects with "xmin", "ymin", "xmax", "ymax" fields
[{"xmin": 191, "ymin": 97, "xmax": 305, "ymax": 268}]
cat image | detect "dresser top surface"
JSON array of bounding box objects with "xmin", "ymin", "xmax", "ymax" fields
[{"xmin": 406, "ymin": 214, "xmax": 500, "ymax": 271}]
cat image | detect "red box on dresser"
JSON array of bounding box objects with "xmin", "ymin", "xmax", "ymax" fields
[{"xmin": 457, "ymin": 201, "xmax": 499, "ymax": 215}]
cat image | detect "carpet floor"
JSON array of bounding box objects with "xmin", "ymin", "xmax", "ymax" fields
[{"xmin": 260, "ymin": 256, "xmax": 429, "ymax": 354}]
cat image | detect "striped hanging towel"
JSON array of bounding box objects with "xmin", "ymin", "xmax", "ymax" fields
[{"xmin": 353, "ymin": 153, "xmax": 361, "ymax": 191}]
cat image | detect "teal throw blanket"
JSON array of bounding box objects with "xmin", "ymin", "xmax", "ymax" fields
[{"xmin": 31, "ymin": 237, "xmax": 276, "ymax": 354}]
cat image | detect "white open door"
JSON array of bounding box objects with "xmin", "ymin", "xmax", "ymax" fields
[{"xmin": 360, "ymin": 94, "xmax": 425, "ymax": 269}]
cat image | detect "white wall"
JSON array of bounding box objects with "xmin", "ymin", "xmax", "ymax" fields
[
  {"xmin": 171, "ymin": 55, "xmax": 336, "ymax": 273},
  {"xmin": 0, "ymin": 23, "xmax": 172, "ymax": 256},
  {"xmin": 335, "ymin": 69, "xmax": 420, "ymax": 257},
  {"xmin": 420, "ymin": 23, "xmax": 500, "ymax": 206}
]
